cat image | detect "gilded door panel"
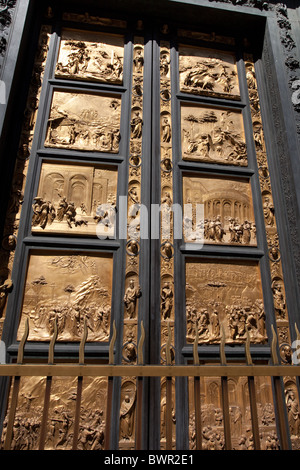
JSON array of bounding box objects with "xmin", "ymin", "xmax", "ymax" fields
[
  {"xmin": 31, "ymin": 162, "xmax": 118, "ymax": 237},
  {"xmin": 17, "ymin": 252, "xmax": 113, "ymax": 342},
  {"xmin": 188, "ymin": 375, "xmax": 278, "ymax": 450},
  {"xmin": 45, "ymin": 91, "xmax": 122, "ymax": 153},
  {"xmin": 182, "ymin": 174, "xmax": 257, "ymax": 246},
  {"xmin": 181, "ymin": 103, "xmax": 247, "ymax": 166},
  {"xmin": 1, "ymin": 375, "xmax": 108, "ymax": 450},
  {"xmin": 185, "ymin": 258, "xmax": 267, "ymax": 345},
  {"xmin": 179, "ymin": 45, "xmax": 240, "ymax": 100},
  {"xmin": 55, "ymin": 29, "xmax": 124, "ymax": 85}
]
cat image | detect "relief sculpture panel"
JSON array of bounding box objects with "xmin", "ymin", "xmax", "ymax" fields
[
  {"xmin": 31, "ymin": 162, "xmax": 117, "ymax": 237},
  {"xmin": 55, "ymin": 29, "xmax": 124, "ymax": 84},
  {"xmin": 185, "ymin": 259, "xmax": 267, "ymax": 344},
  {"xmin": 189, "ymin": 375, "xmax": 279, "ymax": 450},
  {"xmin": 179, "ymin": 45, "xmax": 240, "ymax": 100},
  {"xmin": 17, "ymin": 252, "xmax": 113, "ymax": 342},
  {"xmin": 1, "ymin": 375, "xmax": 108, "ymax": 450},
  {"xmin": 45, "ymin": 91, "xmax": 121, "ymax": 153},
  {"xmin": 181, "ymin": 104, "xmax": 247, "ymax": 166},
  {"xmin": 183, "ymin": 174, "xmax": 256, "ymax": 246}
]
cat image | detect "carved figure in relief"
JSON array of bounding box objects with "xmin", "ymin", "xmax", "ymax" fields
[
  {"xmin": 131, "ymin": 111, "xmax": 143, "ymax": 139},
  {"xmin": 162, "ymin": 118, "xmax": 171, "ymax": 143},
  {"xmin": 198, "ymin": 309, "xmax": 210, "ymax": 338},
  {"xmin": 124, "ymin": 280, "xmax": 141, "ymax": 319},
  {"xmin": 181, "ymin": 107, "xmax": 247, "ymax": 166},
  {"xmin": 56, "ymin": 31, "xmax": 124, "ymax": 84},
  {"xmin": 211, "ymin": 310, "xmax": 220, "ymax": 338},
  {"xmin": 161, "ymin": 282, "xmax": 173, "ymax": 319},
  {"xmin": 0, "ymin": 278, "xmax": 13, "ymax": 318},
  {"xmin": 264, "ymin": 432, "xmax": 280, "ymax": 450},
  {"xmin": 160, "ymin": 53, "xmax": 170, "ymax": 76},
  {"xmin": 133, "ymin": 49, "xmax": 144, "ymax": 73},
  {"xmin": 272, "ymin": 281, "xmax": 286, "ymax": 319},
  {"xmin": 179, "ymin": 46, "xmax": 239, "ymax": 99},
  {"xmin": 120, "ymin": 390, "xmax": 136, "ymax": 441},
  {"xmin": 285, "ymin": 389, "xmax": 300, "ymax": 436},
  {"xmin": 263, "ymin": 196, "xmax": 275, "ymax": 227},
  {"xmin": 45, "ymin": 93, "xmax": 121, "ymax": 153}
]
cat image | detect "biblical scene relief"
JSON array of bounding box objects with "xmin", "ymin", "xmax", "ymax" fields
[
  {"xmin": 181, "ymin": 104, "xmax": 247, "ymax": 166},
  {"xmin": 119, "ymin": 379, "xmax": 137, "ymax": 449},
  {"xmin": 185, "ymin": 259, "xmax": 267, "ymax": 344},
  {"xmin": 285, "ymin": 379, "xmax": 300, "ymax": 450},
  {"xmin": 17, "ymin": 253, "xmax": 113, "ymax": 342},
  {"xmin": 189, "ymin": 376, "xmax": 279, "ymax": 450},
  {"xmin": 1, "ymin": 376, "xmax": 107, "ymax": 450},
  {"xmin": 45, "ymin": 91, "xmax": 121, "ymax": 153},
  {"xmin": 183, "ymin": 175, "xmax": 256, "ymax": 246},
  {"xmin": 179, "ymin": 45, "xmax": 240, "ymax": 100},
  {"xmin": 32, "ymin": 162, "xmax": 117, "ymax": 237},
  {"xmin": 55, "ymin": 29, "xmax": 124, "ymax": 84}
]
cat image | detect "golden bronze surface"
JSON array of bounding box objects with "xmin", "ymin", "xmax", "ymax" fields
[
  {"xmin": 56, "ymin": 29, "xmax": 124, "ymax": 84},
  {"xmin": 185, "ymin": 259, "xmax": 267, "ymax": 344},
  {"xmin": 183, "ymin": 174, "xmax": 256, "ymax": 245},
  {"xmin": 1, "ymin": 375, "xmax": 107, "ymax": 450},
  {"xmin": 45, "ymin": 91, "xmax": 121, "ymax": 153},
  {"xmin": 119, "ymin": 378, "xmax": 137, "ymax": 449},
  {"xmin": 181, "ymin": 104, "xmax": 247, "ymax": 166},
  {"xmin": 188, "ymin": 375, "xmax": 279, "ymax": 450},
  {"xmin": 17, "ymin": 252, "xmax": 113, "ymax": 342},
  {"xmin": 32, "ymin": 162, "xmax": 117, "ymax": 237},
  {"xmin": 120, "ymin": 37, "xmax": 145, "ymax": 364},
  {"xmin": 179, "ymin": 45, "xmax": 240, "ymax": 99}
]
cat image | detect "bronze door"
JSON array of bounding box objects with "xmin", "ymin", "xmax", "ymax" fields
[{"xmin": 0, "ymin": 10, "xmax": 294, "ymax": 451}]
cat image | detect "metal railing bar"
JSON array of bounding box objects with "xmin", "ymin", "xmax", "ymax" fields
[
  {"xmin": 3, "ymin": 376, "xmax": 20, "ymax": 450},
  {"xmin": 165, "ymin": 377, "xmax": 173, "ymax": 450},
  {"xmin": 221, "ymin": 376, "xmax": 232, "ymax": 450},
  {"xmin": 220, "ymin": 326, "xmax": 231, "ymax": 450},
  {"xmin": 104, "ymin": 321, "xmax": 116, "ymax": 451},
  {"xmin": 72, "ymin": 375, "xmax": 83, "ymax": 450},
  {"xmin": 3, "ymin": 318, "xmax": 29, "ymax": 450},
  {"xmin": 193, "ymin": 377, "xmax": 202, "ymax": 450},
  {"xmin": 0, "ymin": 364, "xmax": 300, "ymax": 377},
  {"xmin": 193, "ymin": 328, "xmax": 202, "ymax": 450},
  {"xmin": 135, "ymin": 322, "xmax": 145, "ymax": 450},
  {"xmin": 165, "ymin": 322, "xmax": 173, "ymax": 450},
  {"xmin": 38, "ymin": 375, "xmax": 51, "ymax": 450},
  {"xmin": 72, "ymin": 320, "xmax": 87, "ymax": 450},
  {"xmin": 248, "ymin": 376, "xmax": 261, "ymax": 450},
  {"xmin": 38, "ymin": 319, "xmax": 58, "ymax": 450},
  {"xmin": 245, "ymin": 333, "xmax": 261, "ymax": 450}
]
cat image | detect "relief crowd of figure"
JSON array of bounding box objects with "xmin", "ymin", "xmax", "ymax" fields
[
  {"xmin": 182, "ymin": 110, "xmax": 247, "ymax": 166},
  {"xmin": 22, "ymin": 273, "xmax": 111, "ymax": 342},
  {"xmin": 0, "ymin": 405, "xmax": 106, "ymax": 450},
  {"xmin": 181, "ymin": 59, "xmax": 238, "ymax": 95},
  {"xmin": 189, "ymin": 403, "xmax": 280, "ymax": 450},
  {"xmin": 56, "ymin": 39, "xmax": 123, "ymax": 84},
  {"xmin": 186, "ymin": 298, "xmax": 266, "ymax": 344},
  {"xmin": 32, "ymin": 195, "xmax": 116, "ymax": 231},
  {"xmin": 185, "ymin": 214, "xmax": 256, "ymax": 245}
]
